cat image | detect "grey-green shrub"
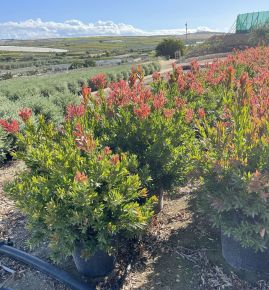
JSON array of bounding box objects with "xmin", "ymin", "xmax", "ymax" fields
[{"xmin": 142, "ymin": 64, "xmax": 150, "ymax": 76}]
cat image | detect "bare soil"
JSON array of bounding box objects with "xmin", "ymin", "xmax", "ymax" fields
[{"xmin": 1, "ymin": 161, "xmax": 269, "ymax": 290}]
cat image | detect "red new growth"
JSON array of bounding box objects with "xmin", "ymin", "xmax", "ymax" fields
[
  {"xmin": 74, "ymin": 171, "xmax": 88, "ymax": 183},
  {"xmin": 133, "ymin": 103, "xmax": 151, "ymax": 119},
  {"xmin": 185, "ymin": 108, "xmax": 194, "ymax": 123},
  {"xmin": 0, "ymin": 119, "xmax": 19, "ymax": 134},
  {"xmin": 18, "ymin": 108, "xmax": 32, "ymax": 122},
  {"xmin": 65, "ymin": 104, "xmax": 85, "ymax": 120},
  {"xmin": 81, "ymin": 86, "xmax": 91, "ymax": 105},
  {"xmin": 163, "ymin": 108, "xmax": 175, "ymax": 119},
  {"xmin": 153, "ymin": 92, "xmax": 166, "ymax": 110},
  {"xmin": 90, "ymin": 74, "xmax": 107, "ymax": 90},
  {"xmin": 110, "ymin": 154, "xmax": 120, "ymax": 165},
  {"xmin": 198, "ymin": 108, "xmax": 206, "ymax": 118},
  {"xmin": 104, "ymin": 146, "xmax": 112, "ymax": 155}
]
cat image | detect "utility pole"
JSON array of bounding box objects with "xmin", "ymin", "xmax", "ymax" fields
[{"xmin": 185, "ymin": 22, "xmax": 188, "ymax": 41}]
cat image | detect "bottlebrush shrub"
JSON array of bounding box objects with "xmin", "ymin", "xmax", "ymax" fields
[
  {"xmin": 161, "ymin": 48, "xmax": 269, "ymax": 117},
  {"xmin": 88, "ymin": 71, "xmax": 197, "ymax": 201},
  {"xmin": 88, "ymin": 73, "xmax": 107, "ymax": 91},
  {"xmin": 196, "ymin": 73, "xmax": 269, "ymax": 251},
  {"xmin": 0, "ymin": 127, "xmax": 14, "ymax": 164},
  {"xmin": 0, "ymin": 118, "xmax": 20, "ymax": 164},
  {"xmin": 5, "ymin": 113, "xmax": 155, "ymax": 261}
]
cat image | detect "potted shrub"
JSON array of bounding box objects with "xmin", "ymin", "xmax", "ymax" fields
[
  {"xmin": 86, "ymin": 68, "xmax": 197, "ymax": 211},
  {"xmin": 196, "ymin": 73, "xmax": 269, "ymax": 271},
  {"xmin": 3, "ymin": 107, "xmax": 155, "ymax": 278}
]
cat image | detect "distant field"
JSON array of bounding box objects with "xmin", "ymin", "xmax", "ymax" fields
[
  {"xmin": 0, "ymin": 33, "xmax": 222, "ymax": 52},
  {"xmin": 0, "ymin": 33, "xmax": 222, "ymax": 77},
  {"xmin": 0, "ymin": 46, "xmax": 68, "ymax": 53},
  {"xmin": 0, "ymin": 62, "xmax": 133, "ymax": 89}
]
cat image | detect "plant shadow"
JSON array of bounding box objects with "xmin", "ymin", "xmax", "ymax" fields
[{"xmin": 123, "ymin": 189, "xmax": 269, "ymax": 290}]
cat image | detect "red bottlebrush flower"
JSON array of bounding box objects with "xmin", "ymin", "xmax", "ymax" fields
[
  {"xmin": 74, "ymin": 171, "xmax": 88, "ymax": 183},
  {"xmin": 190, "ymin": 60, "xmax": 200, "ymax": 74},
  {"xmin": 108, "ymin": 80, "xmax": 132, "ymax": 107},
  {"xmin": 104, "ymin": 146, "xmax": 112, "ymax": 155},
  {"xmin": 110, "ymin": 154, "xmax": 120, "ymax": 165},
  {"xmin": 175, "ymin": 97, "xmax": 186, "ymax": 109},
  {"xmin": 73, "ymin": 122, "xmax": 84, "ymax": 137},
  {"xmin": 90, "ymin": 74, "xmax": 107, "ymax": 90},
  {"xmin": 0, "ymin": 119, "xmax": 19, "ymax": 134},
  {"xmin": 152, "ymin": 71, "xmax": 161, "ymax": 81},
  {"xmin": 198, "ymin": 108, "xmax": 206, "ymax": 118},
  {"xmin": 133, "ymin": 103, "xmax": 151, "ymax": 119},
  {"xmin": 18, "ymin": 107, "xmax": 32, "ymax": 122},
  {"xmin": 239, "ymin": 72, "xmax": 252, "ymax": 99},
  {"xmin": 75, "ymin": 133, "xmax": 96, "ymax": 153},
  {"xmin": 153, "ymin": 92, "xmax": 166, "ymax": 110},
  {"xmin": 225, "ymin": 66, "xmax": 235, "ymax": 88},
  {"xmin": 82, "ymin": 85, "xmax": 91, "ymax": 97},
  {"xmin": 131, "ymin": 84, "xmax": 152, "ymax": 105},
  {"xmin": 163, "ymin": 108, "xmax": 175, "ymax": 119},
  {"xmin": 206, "ymin": 60, "xmax": 223, "ymax": 85},
  {"xmin": 177, "ymin": 76, "xmax": 186, "ymax": 92},
  {"xmin": 171, "ymin": 64, "xmax": 184, "ymax": 83},
  {"xmin": 81, "ymin": 85, "xmax": 91, "ymax": 105},
  {"xmin": 175, "ymin": 65, "xmax": 183, "ymax": 77},
  {"xmin": 185, "ymin": 71, "xmax": 204, "ymax": 95},
  {"xmin": 65, "ymin": 104, "xmax": 85, "ymax": 120},
  {"xmin": 240, "ymin": 73, "xmax": 248, "ymax": 88},
  {"xmin": 185, "ymin": 108, "xmax": 194, "ymax": 123}
]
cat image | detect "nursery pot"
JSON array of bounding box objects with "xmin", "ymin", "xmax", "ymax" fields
[
  {"xmin": 221, "ymin": 231, "xmax": 269, "ymax": 272},
  {"xmin": 73, "ymin": 246, "xmax": 115, "ymax": 278}
]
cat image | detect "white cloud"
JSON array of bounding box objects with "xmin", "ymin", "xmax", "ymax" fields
[{"xmin": 0, "ymin": 19, "xmax": 218, "ymax": 39}]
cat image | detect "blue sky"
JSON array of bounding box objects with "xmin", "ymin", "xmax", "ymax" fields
[{"xmin": 0, "ymin": 0, "xmax": 269, "ymax": 39}]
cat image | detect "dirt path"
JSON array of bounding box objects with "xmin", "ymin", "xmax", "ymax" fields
[{"xmin": 1, "ymin": 162, "xmax": 269, "ymax": 289}]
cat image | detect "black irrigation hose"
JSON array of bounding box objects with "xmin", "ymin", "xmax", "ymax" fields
[{"xmin": 0, "ymin": 242, "xmax": 95, "ymax": 290}]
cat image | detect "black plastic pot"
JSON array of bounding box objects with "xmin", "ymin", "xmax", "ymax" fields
[
  {"xmin": 221, "ymin": 231, "xmax": 269, "ymax": 272},
  {"xmin": 73, "ymin": 247, "xmax": 115, "ymax": 278}
]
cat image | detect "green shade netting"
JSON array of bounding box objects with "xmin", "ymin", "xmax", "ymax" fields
[{"xmin": 236, "ymin": 11, "xmax": 269, "ymax": 33}]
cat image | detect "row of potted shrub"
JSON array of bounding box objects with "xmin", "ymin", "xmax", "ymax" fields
[
  {"xmin": 2, "ymin": 47, "xmax": 269, "ymax": 276},
  {"xmin": 0, "ymin": 62, "xmax": 161, "ymax": 165}
]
